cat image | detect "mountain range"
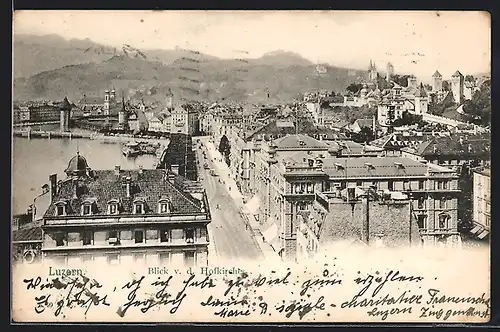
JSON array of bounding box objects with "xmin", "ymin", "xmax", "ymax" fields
[{"xmin": 13, "ymin": 34, "xmax": 366, "ymax": 103}]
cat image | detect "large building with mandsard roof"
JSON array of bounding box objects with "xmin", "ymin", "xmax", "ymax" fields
[{"xmin": 39, "ymin": 153, "xmax": 211, "ymax": 267}]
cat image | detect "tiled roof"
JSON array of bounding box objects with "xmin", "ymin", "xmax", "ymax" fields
[
  {"xmin": 320, "ymin": 157, "xmax": 453, "ymax": 178},
  {"xmin": 12, "ymin": 227, "xmax": 43, "ymax": 242},
  {"xmin": 317, "ymin": 199, "xmax": 421, "ymax": 247},
  {"xmin": 404, "ymin": 136, "xmax": 491, "ymax": 158},
  {"xmin": 452, "ymin": 70, "xmax": 463, "ymax": 77},
  {"xmin": 369, "ymin": 134, "xmax": 394, "ymax": 148},
  {"xmin": 334, "ymin": 140, "xmax": 383, "ymax": 155},
  {"xmin": 44, "ymin": 169, "xmax": 204, "ymax": 218},
  {"xmin": 433, "ymin": 70, "xmax": 442, "ymax": 78},
  {"xmin": 273, "ymin": 134, "xmax": 331, "ymax": 150}
]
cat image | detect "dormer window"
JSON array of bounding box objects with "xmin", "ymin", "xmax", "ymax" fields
[
  {"xmin": 81, "ymin": 198, "xmax": 96, "ymax": 216},
  {"xmin": 133, "ymin": 198, "xmax": 146, "ymax": 214},
  {"xmin": 82, "ymin": 205, "xmax": 92, "ymax": 216},
  {"xmin": 55, "ymin": 201, "xmax": 67, "ymax": 216},
  {"xmin": 158, "ymin": 197, "xmax": 172, "ymax": 214},
  {"xmin": 107, "ymin": 199, "xmax": 120, "ymax": 215}
]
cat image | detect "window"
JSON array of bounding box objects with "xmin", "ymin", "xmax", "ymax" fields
[
  {"xmin": 107, "ymin": 253, "xmax": 120, "ymax": 265},
  {"xmin": 107, "ymin": 231, "xmax": 119, "ymax": 244},
  {"xmin": 81, "ymin": 255, "xmax": 93, "ymax": 263},
  {"xmin": 307, "ymin": 183, "xmax": 314, "ymax": 193},
  {"xmin": 185, "ymin": 229, "xmax": 195, "ymax": 243},
  {"xmin": 82, "ymin": 231, "xmax": 93, "ymax": 246},
  {"xmin": 419, "ymin": 180, "xmax": 425, "ymax": 190},
  {"xmin": 160, "ymin": 229, "xmax": 171, "ymax": 242},
  {"xmin": 418, "ymin": 197, "xmax": 426, "ymax": 209},
  {"xmin": 298, "ymin": 203, "xmax": 308, "ymax": 210},
  {"xmin": 134, "ymin": 230, "xmax": 144, "ymax": 244},
  {"xmin": 443, "ymin": 181, "xmax": 448, "ymax": 190},
  {"xmin": 388, "ymin": 180, "xmax": 394, "ymax": 191},
  {"xmin": 134, "ymin": 203, "xmax": 144, "ymax": 214},
  {"xmin": 438, "ymin": 214, "xmax": 449, "ymax": 229},
  {"xmin": 184, "ymin": 251, "xmax": 195, "ymax": 266},
  {"xmin": 159, "ymin": 202, "xmax": 170, "ymax": 213},
  {"xmin": 403, "ymin": 181, "xmax": 410, "ymax": 190},
  {"xmin": 109, "ymin": 203, "xmax": 118, "ymax": 215},
  {"xmin": 56, "ymin": 204, "xmax": 65, "ymax": 216},
  {"xmin": 439, "ymin": 197, "xmax": 447, "ymax": 209},
  {"xmin": 82, "ymin": 204, "xmax": 91, "ymax": 216},
  {"xmin": 146, "ymin": 229, "xmax": 158, "ymax": 241},
  {"xmin": 132, "ymin": 252, "xmax": 145, "ymax": 262},
  {"xmin": 55, "ymin": 233, "xmax": 66, "ymax": 247},
  {"xmin": 159, "ymin": 252, "xmax": 171, "ymax": 264},
  {"xmin": 356, "ymin": 181, "xmax": 362, "ymax": 187},
  {"xmin": 417, "ymin": 215, "xmax": 427, "ymax": 229}
]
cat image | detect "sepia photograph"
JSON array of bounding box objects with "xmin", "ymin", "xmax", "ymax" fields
[{"xmin": 11, "ymin": 10, "xmax": 491, "ymax": 323}]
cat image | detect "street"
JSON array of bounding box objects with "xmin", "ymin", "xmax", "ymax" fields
[{"xmin": 194, "ymin": 138, "xmax": 264, "ymax": 263}]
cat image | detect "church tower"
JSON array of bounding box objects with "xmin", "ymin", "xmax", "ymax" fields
[
  {"xmin": 166, "ymin": 88, "xmax": 174, "ymax": 110},
  {"xmin": 368, "ymin": 60, "xmax": 378, "ymax": 81},
  {"xmin": 104, "ymin": 89, "xmax": 110, "ymax": 115}
]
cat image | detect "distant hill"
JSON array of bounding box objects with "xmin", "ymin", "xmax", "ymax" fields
[{"xmin": 13, "ymin": 34, "xmax": 364, "ymax": 103}]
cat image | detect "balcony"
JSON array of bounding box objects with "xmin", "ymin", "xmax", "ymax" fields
[
  {"xmin": 42, "ymin": 240, "xmax": 209, "ymax": 252},
  {"xmin": 418, "ymin": 228, "xmax": 459, "ymax": 235},
  {"xmin": 44, "ymin": 214, "xmax": 211, "ymax": 227}
]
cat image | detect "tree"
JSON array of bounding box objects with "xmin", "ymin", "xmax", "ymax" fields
[
  {"xmin": 346, "ymin": 83, "xmax": 363, "ymax": 94},
  {"xmin": 465, "ymin": 75, "xmax": 475, "ymax": 83},
  {"xmin": 218, "ymin": 135, "xmax": 231, "ymax": 166},
  {"xmin": 391, "ymin": 74, "xmax": 411, "ymax": 87},
  {"xmin": 350, "ymin": 126, "xmax": 375, "ymax": 143},
  {"xmin": 462, "ymin": 80, "xmax": 491, "ymax": 126},
  {"xmin": 442, "ymin": 81, "xmax": 451, "ymax": 92},
  {"xmin": 392, "ymin": 111, "xmax": 424, "ymax": 127}
]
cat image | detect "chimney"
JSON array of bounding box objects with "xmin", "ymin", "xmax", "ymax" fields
[
  {"xmin": 49, "ymin": 174, "xmax": 57, "ymax": 201},
  {"xmin": 125, "ymin": 177, "xmax": 132, "ymax": 198},
  {"xmin": 72, "ymin": 179, "xmax": 79, "ymax": 199},
  {"xmin": 361, "ymin": 195, "xmax": 370, "ymax": 245},
  {"xmin": 167, "ymin": 172, "xmax": 176, "ymax": 184},
  {"xmin": 115, "ymin": 165, "xmax": 121, "ymax": 176}
]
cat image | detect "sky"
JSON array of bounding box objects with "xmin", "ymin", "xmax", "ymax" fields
[{"xmin": 13, "ymin": 10, "xmax": 491, "ymax": 80}]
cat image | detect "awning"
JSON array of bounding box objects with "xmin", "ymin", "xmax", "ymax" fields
[
  {"xmin": 477, "ymin": 230, "xmax": 490, "ymax": 240},
  {"xmin": 243, "ymin": 195, "xmax": 260, "ymax": 215},
  {"xmin": 270, "ymin": 236, "xmax": 283, "ymax": 253},
  {"xmin": 470, "ymin": 225, "xmax": 482, "ymax": 234},
  {"xmin": 262, "ymin": 222, "xmax": 278, "ymax": 244}
]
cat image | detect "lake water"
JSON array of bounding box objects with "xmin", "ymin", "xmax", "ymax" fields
[{"xmin": 12, "ymin": 137, "xmax": 159, "ymax": 215}]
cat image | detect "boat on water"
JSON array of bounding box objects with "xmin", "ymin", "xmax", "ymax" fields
[{"xmin": 122, "ymin": 141, "xmax": 141, "ymax": 157}]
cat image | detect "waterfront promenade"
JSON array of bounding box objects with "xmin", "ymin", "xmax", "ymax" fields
[{"xmin": 13, "ymin": 129, "xmax": 170, "ymax": 145}]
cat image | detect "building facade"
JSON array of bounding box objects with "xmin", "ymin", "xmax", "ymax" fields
[
  {"xmin": 471, "ymin": 167, "xmax": 490, "ymax": 240},
  {"xmin": 171, "ymin": 105, "xmax": 198, "ymax": 135},
  {"xmin": 259, "ymin": 151, "xmax": 461, "ymax": 261},
  {"xmin": 40, "ymin": 154, "xmax": 211, "ymax": 267}
]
